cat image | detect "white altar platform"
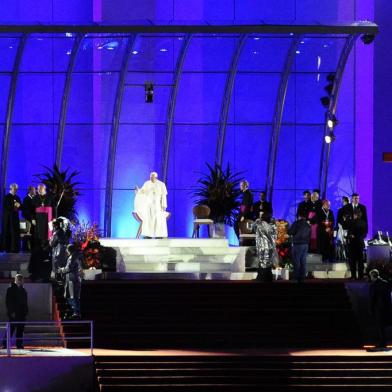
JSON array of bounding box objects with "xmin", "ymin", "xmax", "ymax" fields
[{"xmin": 99, "ymin": 238, "xmax": 254, "ymax": 280}]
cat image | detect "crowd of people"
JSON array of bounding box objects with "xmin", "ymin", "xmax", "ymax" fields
[
  {"xmin": 1, "ymin": 182, "xmax": 82, "ymax": 324},
  {"xmin": 237, "ymin": 182, "xmax": 369, "ymax": 283}
]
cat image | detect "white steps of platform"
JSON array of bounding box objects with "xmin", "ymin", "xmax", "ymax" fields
[
  {"xmin": 121, "ymin": 261, "xmax": 234, "ymax": 272},
  {"xmin": 100, "ymin": 238, "xmax": 229, "ymax": 248},
  {"xmin": 99, "ymin": 271, "xmax": 257, "ymax": 280},
  {"xmin": 123, "ymin": 254, "xmax": 237, "ymax": 263},
  {"xmin": 119, "ymin": 247, "xmax": 241, "ymax": 256}
]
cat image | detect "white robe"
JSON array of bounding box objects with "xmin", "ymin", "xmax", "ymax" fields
[{"xmin": 135, "ymin": 179, "xmax": 168, "ymax": 238}]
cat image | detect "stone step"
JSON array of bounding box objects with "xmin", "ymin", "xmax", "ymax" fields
[
  {"xmin": 100, "ymin": 238, "xmax": 229, "ymax": 248},
  {"xmin": 97, "ymin": 272, "xmax": 257, "ymax": 280},
  {"xmin": 123, "ymin": 262, "xmax": 235, "ymax": 272},
  {"xmin": 123, "ymin": 255, "xmax": 238, "ymax": 263},
  {"xmin": 119, "ymin": 247, "xmax": 241, "ymax": 256}
]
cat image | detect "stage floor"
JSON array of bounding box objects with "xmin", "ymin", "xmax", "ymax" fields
[{"xmin": 0, "ymin": 346, "xmax": 91, "ymax": 357}]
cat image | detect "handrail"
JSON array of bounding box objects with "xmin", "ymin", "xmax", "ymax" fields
[{"xmin": 0, "ymin": 320, "xmax": 94, "ymax": 357}]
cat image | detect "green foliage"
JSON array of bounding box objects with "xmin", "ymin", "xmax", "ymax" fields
[
  {"xmin": 193, "ymin": 163, "xmax": 243, "ymax": 226},
  {"xmin": 35, "ymin": 165, "xmax": 80, "ymax": 221}
]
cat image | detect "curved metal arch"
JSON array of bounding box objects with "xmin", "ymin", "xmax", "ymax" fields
[
  {"xmin": 318, "ymin": 34, "xmax": 359, "ymax": 198},
  {"xmin": 161, "ymin": 34, "xmax": 192, "ymax": 183},
  {"xmin": 104, "ymin": 35, "xmax": 137, "ymax": 236},
  {"xmin": 215, "ymin": 34, "xmax": 248, "ymax": 167},
  {"xmin": 265, "ymin": 35, "xmax": 302, "ymax": 202},
  {"xmin": 55, "ymin": 33, "xmax": 84, "ymax": 168},
  {"xmin": 0, "ymin": 33, "xmax": 28, "ymax": 214}
]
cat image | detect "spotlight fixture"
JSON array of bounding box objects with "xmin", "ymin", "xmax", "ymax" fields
[
  {"xmin": 324, "ymin": 83, "xmax": 333, "ymax": 95},
  {"xmin": 326, "ymin": 73, "xmax": 335, "ymax": 83},
  {"xmin": 324, "ymin": 132, "xmax": 335, "ymax": 144},
  {"xmin": 145, "ymin": 82, "xmax": 154, "ymax": 103},
  {"xmin": 326, "ymin": 112, "xmax": 338, "ymax": 129},
  {"xmin": 320, "ymin": 97, "xmax": 330, "ymax": 108},
  {"xmin": 361, "ymin": 34, "xmax": 375, "ymax": 45}
]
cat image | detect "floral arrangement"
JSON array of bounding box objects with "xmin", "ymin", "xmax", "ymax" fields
[{"xmin": 275, "ymin": 219, "xmax": 292, "ymax": 269}]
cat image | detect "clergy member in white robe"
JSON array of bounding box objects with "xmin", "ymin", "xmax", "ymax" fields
[{"xmin": 135, "ymin": 172, "xmax": 168, "ymax": 238}]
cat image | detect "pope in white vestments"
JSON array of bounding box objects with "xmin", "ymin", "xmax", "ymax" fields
[{"xmin": 135, "ymin": 171, "xmax": 168, "ymax": 238}]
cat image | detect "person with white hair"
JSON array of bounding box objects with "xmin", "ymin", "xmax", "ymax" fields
[
  {"xmin": 1, "ymin": 183, "xmax": 22, "ymax": 252},
  {"xmin": 135, "ymin": 172, "xmax": 168, "ymax": 238}
]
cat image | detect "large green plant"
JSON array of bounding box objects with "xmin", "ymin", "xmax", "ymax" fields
[
  {"xmin": 193, "ymin": 163, "xmax": 242, "ymax": 226},
  {"xmin": 35, "ymin": 165, "xmax": 80, "ymax": 221}
]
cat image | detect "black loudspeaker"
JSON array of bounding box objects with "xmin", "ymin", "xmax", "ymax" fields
[{"xmin": 145, "ymin": 82, "xmax": 153, "ymax": 103}]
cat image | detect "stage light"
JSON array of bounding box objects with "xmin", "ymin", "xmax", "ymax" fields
[
  {"xmin": 145, "ymin": 82, "xmax": 154, "ymax": 103},
  {"xmin": 326, "ymin": 73, "xmax": 335, "ymax": 82},
  {"xmin": 132, "ymin": 50, "xmax": 138, "ymax": 55},
  {"xmin": 326, "ymin": 112, "xmax": 338, "ymax": 129},
  {"xmin": 361, "ymin": 34, "xmax": 375, "ymax": 45},
  {"xmin": 320, "ymin": 97, "xmax": 330, "ymax": 108},
  {"xmin": 325, "ymin": 132, "xmax": 335, "ymax": 144},
  {"xmin": 324, "ymin": 83, "xmax": 333, "ymax": 95}
]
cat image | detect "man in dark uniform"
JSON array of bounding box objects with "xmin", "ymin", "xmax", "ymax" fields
[
  {"xmin": 347, "ymin": 209, "xmax": 367, "ymax": 280},
  {"xmin": 22, "ymin": 185, "xmax": 36, "ymax": 251},
  {"xmin": 344, "ymin": 193, "xmax": 368, "ymax": 236},
  {"xmin": 296, "ymin": 190, "xmax": 311, "ymax": 219},
  {"xmin": 2, "ymin": 183, "xmax": 22, "ymax": 253},
  {"xmin": 252, "ymin": 191, "xmax": 273, "ymax": 220},
  {"xmin": 368, "ymin": 269, "xmax": 392, "ymax": 351},
  {"xmin": 2, "ymin": 274, "xmax": 28, "ymax": 349},
  {"xmin": 234, "ymin": 180, "xmax": 253, "ymax": 239}
]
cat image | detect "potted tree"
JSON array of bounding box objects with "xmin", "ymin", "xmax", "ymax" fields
[{"xmin": 193, "ymin": 163, "xmax": 242, "ymax": 238}]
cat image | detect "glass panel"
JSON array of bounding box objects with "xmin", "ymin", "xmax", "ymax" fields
[
  {"xmin": 128, "ymin": 35, "xmax": 183, "ymax": 72},
  {"xmin": 126, "ymin": 71, "xmax": 174, "ymax": 85},
  {"xmin": 75, "ymin": 35, "xmax": 128, "ymax": 72},
  {"xmin": 238, "ymin": 36, "xmax": 293, "ymax": 72},
  {"xmin": 223, "ymin": 125, "xmax": 272, "ymax": 190},
  {"xmin": 294, "ymin": 36, "xmax": 346, "ymax": 73},
  {"xmin": 183, "ymin": 36, "xmax": 237, "ymax": 71},
  {"xmin": 13, "ymin": 74, "xmax": 65, "ymax": 123},
  {"xmin": 114, "ymin": 124, "xmax": 164, "ymax": 189},
  {"xmin": 175, "ymin": 73, "xmax": 226, "ymax": 123},
  {"xmin": 20, "ymin": 35, "xmax": 73, "ymax": 72},
  {"xmin": 62, "ymin": 125, "xmax": 110, "ymax": 189},
  {"xmin": 67, "ymin": 73, "xmax": 118, "ymax": 123},
  {"xmin": 168, "ymin": 125, "xmax": 217, "ymax": 189},
  {"xmin": 232, "ymin": 73, "xmax": 280, "ymax": 123},
  {"xmin": 0, "ymin": 75, "xmax": 11, "ymax": 121},
  {"xmin": 6, "ymin": 125, "xmax": 55, "ymax": 188},
  {"xmin": 0, "ymin": 36, "xmax": 20, "ymax": 71}
]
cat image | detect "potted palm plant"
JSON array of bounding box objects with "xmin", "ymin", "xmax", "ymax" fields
[{"xmin": 193, "ymin": 163, "xmax": 242, "ymax": 237}]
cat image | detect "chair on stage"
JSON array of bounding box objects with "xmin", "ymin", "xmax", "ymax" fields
[
  {"xmin": 192, "ymin": 205, "xmax": 214, "ymax": 238},
  {"xmin": 132, "ymin": 211, "xmax": 171, "ymax": 239},
  {"xmin": 132, "ymin": 212, "xmax": 143, "ymax": 239},
  {"xmin": 239, "ymin": 219, "xmax": 255, "ymax": 246}
]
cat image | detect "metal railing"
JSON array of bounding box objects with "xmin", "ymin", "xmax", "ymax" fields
[{"xmin": 0, "ymin": 320, "xmax": 93, "ymax": 357}]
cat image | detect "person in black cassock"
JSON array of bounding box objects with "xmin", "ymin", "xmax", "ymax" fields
[
  {"xmin": 347, "ymin": 208, "xmax": 367, "ymax": 280},
  {"xmin": 252, "ymin": 191, "xmax": 273, "ymax": 220},
  {"xmin": 2, "ymin": 274, "xmax": 28, "ymax": 349},
  {"xmin": 22, "ymin": 185, "xmax": 36, "ymax": 251},
  {"xmin": 32, "ymin": 183, "xmax": 55, "ymax": 243},
  {"xmin": 2, "ymin": 183, "xmax": 22, "ymax": 253},
  {"xmin": 317, "ymin": 199, "xmax": 335, "ymax": 262},
  {"xmin": 234, "ymin": 180, "xmax": 253, "ymax": 239},
  {"xmin": 368, "ymin": 269, "xmax": 392, "ymax": 351}
]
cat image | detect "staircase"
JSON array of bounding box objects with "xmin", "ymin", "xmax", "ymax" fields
[
  {"xmin": 95, "ymin": 354, "xmax": 392, "ymax": 391},
  {"xmin": 81, "ymin": 281, "xmax": 361, "ymax": 349}
]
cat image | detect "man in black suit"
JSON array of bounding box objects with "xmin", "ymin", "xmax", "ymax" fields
[
  {"xmin": 234, "ymin": 180, "xmax": 254, "ymax": 239},
  {"xmin": 344, "ymin": 193, "xmax": 368, "ymax": 236},
  {"xmin": 368, "ymin": 269, "xmax": 392, "ymax": 351},
  {"xmin": 2, "ymin": 274, "xmax": 28, "ymax": 349},
  {"xmin": 252, "ymin": 191, "xmax": 273, "ymax": 220},
  {"xmin": 296, "ymin": 190, "xmax": 311, "ymax": 219},
  {"xmin": 22, "ymin": 185, "xmax": 36, "ymax": 251}
]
